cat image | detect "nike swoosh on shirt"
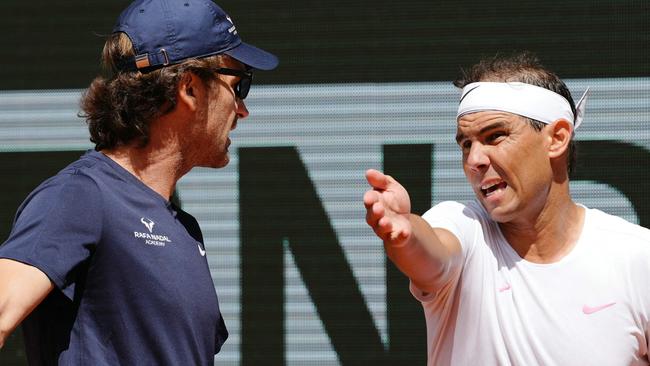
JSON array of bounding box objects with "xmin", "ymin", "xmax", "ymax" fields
[
  {"xmin": 197, "ymin": 244, "xmax": 206, "ymax": 257},
  {"xmin": 498, "ymin": 284, "xmax": 511, "ymax": 292},
  {"xmin": 582, "ymin": 302, "xmax": 616, "ymax": 315}
]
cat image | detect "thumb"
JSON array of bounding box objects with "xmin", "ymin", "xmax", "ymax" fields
[{"xmin": 365, "ymin": 169, "xmax": 389, "ymax": 190}]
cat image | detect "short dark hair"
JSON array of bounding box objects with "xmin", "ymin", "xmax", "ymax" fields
[
  {"xmin": 80, "ymin": 33, "xmax": 225, "ymax": 151},
  {"xmin": 453, "ymin": 51, "xmax": 577, "ymax": 176}
]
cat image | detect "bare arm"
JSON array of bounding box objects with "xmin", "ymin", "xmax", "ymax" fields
[
  {"xmin": 364, "ymin": 169, "xmax": 461, "ymax": 294},
  {"xmin": 0, "ymin": 258, "xmax": 54, "ymax": 348}
]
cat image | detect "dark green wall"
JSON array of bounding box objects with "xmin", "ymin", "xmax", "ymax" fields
[{"xmin": 0, "ymin": 0, "xmax": 647, "ymax": 90}]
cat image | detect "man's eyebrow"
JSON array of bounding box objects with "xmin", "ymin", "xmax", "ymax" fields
[
  {"xmin": 479, "ymin": 121, "xmax": 507, "ymax": 134},
  {"xmin": 455, "ymin": 132, "xmax": 465, "ymax": 145},
  {"xmin": 455, "ymin": 121, "xmax": 508, "ymax": 145}
]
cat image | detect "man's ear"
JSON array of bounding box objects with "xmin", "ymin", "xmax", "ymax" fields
[
  {"xmin": 547, "ymin": 119, "xmax": 573, "ymax": 158},
  {"xmin": 177, "ymin": 72, "xmax": 202, "ymax": 112}
]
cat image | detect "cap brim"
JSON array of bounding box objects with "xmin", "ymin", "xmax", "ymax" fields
[{"xmin": 225, "ymin": 42, "xmax": 279, "ymax": 71}]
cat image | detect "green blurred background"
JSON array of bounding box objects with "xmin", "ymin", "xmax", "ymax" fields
[{"xmin": 0, "ymin": 0, "xmax": 647, "ymax": 91}]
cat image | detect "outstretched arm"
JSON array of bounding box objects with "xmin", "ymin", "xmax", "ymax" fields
[
  {"xmin": 363, "ymin": 169, "xmax": 461, "ymax": 294},
  {"xmin": 0, "ymin": 258, "xmax": 53, "ymax": 348}
]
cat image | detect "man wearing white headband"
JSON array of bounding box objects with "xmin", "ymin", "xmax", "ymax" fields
[{"xmin": 364, "ymin": 52, "xmax": 650, "ymax": 365}]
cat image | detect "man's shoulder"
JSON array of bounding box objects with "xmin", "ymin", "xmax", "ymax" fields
[
  {"xmin": 34, "ymin": 156, "xmax": 104, "ymax": 196},
  {"xmin": 585, "ymin": 207, "xmax": 650, "ymax": 242},
  {"xmin": 35, "ymin": 150, "xmax": 130, "ymax": 196},
  {"xmin": 425, "ymin": 200, "xmax": 487, "ymax": 222},
  {"xmin": 15, "ymin": 152, "xmax": 111, "ymax": 216},
  {"xmin": 422, "ymin": 200, "xmax": 491, "ymax": 242},
  {"xmin": 56, "ymin": 150, "xmax": 111, "ymax": 179},
  {"xmin": 583, "ymin": 207, "xmax": 650, "ymax": 262}
]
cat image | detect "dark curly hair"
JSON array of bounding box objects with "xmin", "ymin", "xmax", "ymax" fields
[
  {"xmin": 453, "ymin": 51, "xmax": 577, "ymax": 176},
  {"xmin": 80, "ymin": 33, "xmax": 225, "ymax": 151}
]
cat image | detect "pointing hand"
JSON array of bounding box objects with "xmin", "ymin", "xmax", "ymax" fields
[{"xmin": 363, "ymin": 169, "xmax": 412, "ymax": 246}]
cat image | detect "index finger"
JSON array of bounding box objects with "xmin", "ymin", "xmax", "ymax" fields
[{"xmin": 363, "ymin": 189, "xmax": 380, "ymax": 209}]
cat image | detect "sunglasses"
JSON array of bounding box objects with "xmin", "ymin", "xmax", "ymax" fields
[{"xmin": 213, "ymin": 68, "xmax": 253, "ymax": 99}]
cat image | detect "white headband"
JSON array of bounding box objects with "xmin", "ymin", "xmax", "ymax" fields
[{"xmin": 457, "ymin": 82, "xmax": 590, "ymax": 129}]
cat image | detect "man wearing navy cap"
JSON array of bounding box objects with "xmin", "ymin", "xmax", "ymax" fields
[
  {"xmin": 0, "ymin": 0, "xmax": 277, "ymax": 364},
  {"xmin": 365, "ymin": 52, "xmax": 650, "ymax": 365}
]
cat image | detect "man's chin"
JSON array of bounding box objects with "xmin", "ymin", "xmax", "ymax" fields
[
  {"xmin": 197, "ymin": 153, "xmax": 229, "ymax": 169},
  {"xmin": 213, "ymin": 155, "xmax": 230, "ymax": 169},
  {"xmin": 476, "ymin": 198, "xmax": 514, "ymax": 223},
  {"xmin": 486, "ymin": 205, "xmax": 520, "ymax": 224}
]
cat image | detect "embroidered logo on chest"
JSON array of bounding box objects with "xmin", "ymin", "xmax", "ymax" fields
[{"xmin": 133, "ymin": 217, "xmax": 173, "ymax": 247}]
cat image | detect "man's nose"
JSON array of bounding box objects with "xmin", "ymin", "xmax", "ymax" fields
[
  {"xmin": 466, "ymin": 142, "xmax": 489, "ymax": 172},
  {"xmin": 236, "ymin": 99, "xmax": 249, "ymax": 119}
]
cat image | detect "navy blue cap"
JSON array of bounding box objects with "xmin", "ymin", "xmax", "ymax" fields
[{"xmin": 113, "ymin": 0, "xmax": 278, "ymax": 71}]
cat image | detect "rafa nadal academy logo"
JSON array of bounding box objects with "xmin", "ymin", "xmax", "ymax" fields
[
  {"xmin": 134, "ymin": 217, "xmax": 172, "ymax": 247},
  {"xmin": 141, "ymin": 217, "xmax": 155, "ymax": 233}
]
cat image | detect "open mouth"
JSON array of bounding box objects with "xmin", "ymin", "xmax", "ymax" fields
[{"xmin": 481, "ymin": 181, "xmax": 507, "ymax": 197}]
